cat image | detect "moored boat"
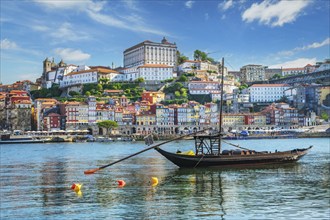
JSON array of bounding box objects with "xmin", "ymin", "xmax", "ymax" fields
[
  {"xmin": 155, "ymin": 141, "xmax": 312, "ymax": 168},
  {"xmin": 155, "ymin": 58, "xmax": 312, "ymax": 168}
]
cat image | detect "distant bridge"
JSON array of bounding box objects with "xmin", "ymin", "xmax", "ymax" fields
[{"xmin": 269, "ymin": 69, "xmax": 330, "ymax": 85}]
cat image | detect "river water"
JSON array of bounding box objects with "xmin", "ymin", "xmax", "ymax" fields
[{"xmin": 1, "ymin": 138, "xmax": 329, "ymax": 219}]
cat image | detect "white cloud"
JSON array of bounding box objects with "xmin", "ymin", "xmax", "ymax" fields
[
  {"xmin": 54, "ymin": 48, "xmax": 91, "ymax": 62},
  {"xmin": 122, "ymin": 0, "xmax": 141, "ymax": 11},
  {"xmin": 242, "ymin": 0, "xmax": 311, "ymax": 27},
  {"xmin": 301, "ymin": 37, "xmax": 330, "ymax": 50},
  {"xmin": 0, "ymin": 39, "xmax": 18, "ymax": 49},
  {"xmin": 278, "ymin": 38, "xmax": 330, "ymax": 56},
  {"xmin": 86, "ymin": 10, "xmax": 169, "ymax": 36},
  {"xmin": 49, "ymin": 22, "xmax": 90, "ymax": 42},
  {"xmin": 218, "ymin": 0, "xmax": 234, "ymax": 11},
  {"xmin": 269, "ymin": 58, "xmax": 317, "ymax": 68},
  {"xmin": 185, "ymin": 1, "xmax": 194, "ymax": 9},
  {"xmin": 31, "ymin": 25, "xmax": 49, "ymax": 32},
  {"xmin": 34, "ymin": 0, "xmax": 168, "ymax": 36},
  {"xmin": 0, "ymin": 39, "xmax": 41, "ymax": 56},
  {"xmin": 33, "ymin": 0, "xmax": 104, "ymax": 12}
]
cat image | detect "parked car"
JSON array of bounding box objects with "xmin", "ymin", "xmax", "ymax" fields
[{"xmin": 240, "ymin": 130, "xmax": 249, "ymax": 136}]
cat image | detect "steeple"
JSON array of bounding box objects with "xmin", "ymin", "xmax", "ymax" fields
[{"xmin": 43, "ymin": 57, "xmax": 52, "ymax": 73}]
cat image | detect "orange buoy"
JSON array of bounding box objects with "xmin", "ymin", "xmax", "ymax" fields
[
  {"xmin": 71, "ymin": 183, "xmax": 82, "ymax": 193},
  {"xmin": 117, "ymin": 180, "xmax": 126, "ymax": 187},
  {"xmin": 151, "ymin": 177, "xmax": 158, "ymax": 186}
]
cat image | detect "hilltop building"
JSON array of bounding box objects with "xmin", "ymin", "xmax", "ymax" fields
[
  {"xmin": 122, "ymin": 37, "xmax": 177, "ymax": 82},
  {"xmin": 40, "ymin": 58, "xmax": 68, "ymax": 88},
  {"xmin": 240, "ymin": 64, "xmax": 266, "ymax": 83}
]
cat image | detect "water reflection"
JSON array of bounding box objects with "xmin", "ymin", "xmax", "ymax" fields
[{"xmin": 39, "ymin": 160, "xmax": 70, "ymax": 216}]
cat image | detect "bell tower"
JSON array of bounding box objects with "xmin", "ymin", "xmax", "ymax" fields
[{"xmin": 43, "ymin": 58, "xmax": 52, "ymax": 74}]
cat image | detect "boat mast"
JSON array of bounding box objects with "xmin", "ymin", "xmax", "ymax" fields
[{"xmin": 218, "ymin": 57, "xmax": 225, "ymax": 155}]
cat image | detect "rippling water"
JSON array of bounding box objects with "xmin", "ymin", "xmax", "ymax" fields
[{"xmin": 1, "ymin": 138, "xmax": 329, "ymax": 219}]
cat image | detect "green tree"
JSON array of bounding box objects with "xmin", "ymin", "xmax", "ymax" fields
[
  {"xmin": 178, "ymin": 75, "xmax": 188, "ymax": 82},
  {"xmin": 177, "ymin": 51, "xmax": 188, "ymax": 64},
  {"xmin": 194, "ymin": 50, "xmax": 207, "ymax": 61},
  {"xmin": 135, "ymin": 77, "xmax": 145, "ymax": 83},
  {"xmin": 320, "ymin": 112, "xmax": 329, "ymax": 121},
  {"xmin": 69, "ymin": 91, "xmax": 80, "ymax": 97},
  {"xmin": 239, "ymin": 83, "xmax": 248, "ymax": 91},
  {"xmin": 174, "ymin": 91, "xmax": 181, "ymax": 98},
  {"xmin": 99, "ymin": 78, "xmax": 109, "ymax": 84},
  {"xmin": 271, "ymin": 73, "xmax": 282, "ymax": 80},
  {"xmin": 97, "ymin": 84, "xmax": 103, "ymax": 92},
  {"xmin": 97, "ymin": 120, "xmax": 118, "ymax": 137},
  {"xmin": 85, "ymin": 91, "xmax": 91, "ymax": 96}
]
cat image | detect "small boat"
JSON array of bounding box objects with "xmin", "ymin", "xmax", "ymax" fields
[
  {"xmin": 155, "ymin": 58, "xmax": 312, "ymax": 168},
  {"xmin": 155, "ymin": 137, "xmax": 312, "ymax": 168}
]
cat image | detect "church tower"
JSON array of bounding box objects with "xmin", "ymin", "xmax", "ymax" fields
[{"xmin": 43, "ymin": 58, "xmax": 52, "ymax": 74}]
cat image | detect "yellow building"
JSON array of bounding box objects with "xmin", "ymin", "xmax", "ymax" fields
[
  {"xmin": 136, "ymin": 111, "xmax": 156, "ymax": 126},
  {"xmin": 223, "ymin": 114, "xmax": 245, "ymax": 126}
]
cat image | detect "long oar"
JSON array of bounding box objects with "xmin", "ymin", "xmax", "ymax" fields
[{"xmin": 84, "ymin": 128, "xmax": 211, "ymax": 175}]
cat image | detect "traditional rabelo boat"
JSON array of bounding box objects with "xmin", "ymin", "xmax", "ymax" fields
[{"xmin": 154, "ymin": 58, "xmax": 312, "ymax": 168}]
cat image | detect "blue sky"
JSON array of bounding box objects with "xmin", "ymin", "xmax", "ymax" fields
[{"xmin": 1, "ymin": 0, "xmax": 329, "ymax": 84}]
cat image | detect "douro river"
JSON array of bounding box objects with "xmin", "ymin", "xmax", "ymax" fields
[{"xmin": 1, "ymin": 138, "xmax": 329, "ymax": 219}]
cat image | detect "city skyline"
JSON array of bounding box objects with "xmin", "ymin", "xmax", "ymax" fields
[{"xmin": 1, "ymin": 0, "xmax": 329, "ymax": 84}]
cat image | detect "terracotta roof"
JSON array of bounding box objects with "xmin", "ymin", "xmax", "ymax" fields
[
  {"xmin": 184, "ymin": 60, "xmax": 199, "ymax": 63},
  {"xmin": 282, "ymin": 67, "xmax": 305, "ymax": 71},
  {"xmin": 66, "ymin": 68, "xmax": 119, "ymax": 76},
  {"xmin": 104, "ymin": 90, "xmax": 124, "ymax": 93},
  {"xmin": 190, "ymin": 81, "xmax": 219, "ymax": 84},
  {"xmin": 9, "ymin": 90, "xmax": 27, "ymax": 94},
  {"xmin": 13, "ymin": 100, "xmax": 32, "ymax": 104},
  {"xmin": 250, "ymin": 84, "xmax": 290, "ymax": 87},
  {"xmin": 36, "ymin": 98, "xmax": 58, "ymax": 102},
  {"xmin": 138, "ymin": 64, "xmax": 172, "ymax": 68}
]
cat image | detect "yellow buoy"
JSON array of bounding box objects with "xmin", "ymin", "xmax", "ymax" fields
[
  {"xmin": 76, "ymin": 190, "xmax": 83, "ymax": 197},
  {"xmin": 151, "ymin": 177, "xmax": 158, "ymax": 186},
  {"xmin": 71, "ymin": 183, "xmax": 82, "ymax": 193}
]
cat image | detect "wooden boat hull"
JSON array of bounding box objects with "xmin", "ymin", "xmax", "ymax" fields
[{"xmin": 155, "ymin": 146, "xmax": 312, "ymax": 168}]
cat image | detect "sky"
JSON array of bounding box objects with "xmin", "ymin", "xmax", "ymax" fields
[{"xmin": 1, "ymin": 0, "xmax": 329, "ymax": 85}]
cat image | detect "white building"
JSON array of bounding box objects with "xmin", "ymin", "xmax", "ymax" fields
[
  {"xmin": 60, "ymin": 69, "xmax": 98, "ymax": 88},
  {"xmin": 188, "ymin": 81, "xmax": 220, "ymax": 95},
  {"xmin": 59, "ymin": 67, "xmax": 121, "ymax": 88},
  {"xmin": 281, "ymin": 67, "xmax": 305, "ymax": 76},
  {"xmin": 122, "ymin": 37, "xmax": 177, "ymax": 81},
  {"xmin": 138, "ymin": 64, "xmax": 173, "ymax": 81},
  {"xmin": 249, "ymin": 84, "xmax": 291, "ymax": 103},
  {"xmin": 46, "ymin": 65, "xmax": 78, "ymax": 88}
]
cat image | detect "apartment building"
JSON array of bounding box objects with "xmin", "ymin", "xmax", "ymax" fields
[
  {"xmin": 240, "ymin": 64, "xmax": 266, "ymax": 83},
  {"xmin": 249, "ymin": 84, "xmax": 291, "ymax": 103}
]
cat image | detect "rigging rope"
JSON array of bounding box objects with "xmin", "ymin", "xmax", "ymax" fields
[
  {"xmin": 194, "ymin": 154, "xmax": 205, "ymax": 168},
  {"xmin": 222, "ymin": 139, "xmax": 253, "ymax": 151}
]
